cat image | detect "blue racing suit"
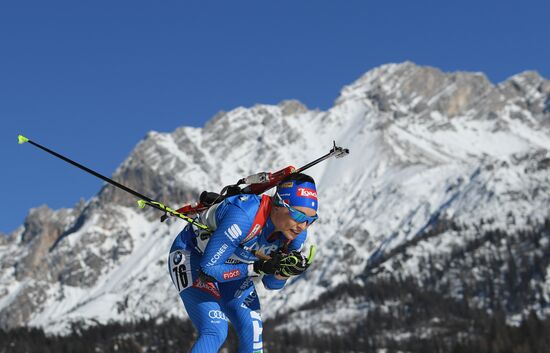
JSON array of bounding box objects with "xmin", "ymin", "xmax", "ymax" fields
[{"xmin": 168, "ymin": 194, "xmax": 307, "ymax": 353}]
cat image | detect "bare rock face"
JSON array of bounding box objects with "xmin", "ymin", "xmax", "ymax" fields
[
  {"xmin": 278, "ymin": 99, "xmax": 309, "ymax": 116},
  {"xmin": 0, "ymin": 205, "xmax": 79, "ymax": 328},
  {"xmin": 15, "ymin": 206, "xmax": 76, "ymax": 281}
]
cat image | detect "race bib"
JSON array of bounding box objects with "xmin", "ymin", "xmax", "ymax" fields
[{"xmin": 169, "ymin": 249, "xmax": 194, "ymax": 293}]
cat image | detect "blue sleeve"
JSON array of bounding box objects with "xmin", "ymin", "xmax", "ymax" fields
[
  {"xmin": 199, "ymin": 203, "xmax": 253, "ymax": 282},
  {"xmin": 261, "ymin": 230, "xmax": 308, "ymax": 290},
  {"xmin": 262, "ymin": 276, "xmax": 286, "ymax": 290}
]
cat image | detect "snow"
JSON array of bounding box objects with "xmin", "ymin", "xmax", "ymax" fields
[{"xmin": 2, "ymin": 62, "xmax": 550, "ymax": 334}]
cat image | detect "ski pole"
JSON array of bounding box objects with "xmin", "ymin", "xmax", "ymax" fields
[
  {"xmin": 170, "ymin": 141, "xmax": 350, "ymax": 217},
  {"xmin": 17, "ymin": 135, "xmax": 210, "ymax": 231},
  {"xmin": 295, "ymin": 140, "xmax": 349, "ymax": 174},
  {"xmin": 239, "ymin": 141, "xmax": 349, "ymax": 194}
]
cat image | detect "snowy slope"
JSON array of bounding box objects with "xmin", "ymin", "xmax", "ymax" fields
[{"xmin": 1, "ymin": 62, "xmax": 549, "ymax": 333}]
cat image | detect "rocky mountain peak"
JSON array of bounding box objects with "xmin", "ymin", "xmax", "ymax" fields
[
  {"xmin": 502, "ymin": 70, "xmax": 547, "ymax": 94},
  {"xmin": 498, "ymin": 71, "xmax": 550, "ymax": 124},
  {"xmin": 21, "ymin": 205, "xmax": 73, "ymax": 244},
  {"xmin": 277, "ymin": 99, "xmax": 309, "ymax": 116},
  {"xmin": 337, "ymin": 62, "xmax": 497, "ymax": 121},
  {"xmin": 10, "ymin": 205, "xmax": 78, "ymax": 282}
]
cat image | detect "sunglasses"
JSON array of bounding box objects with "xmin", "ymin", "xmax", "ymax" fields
[{"xmin": 275, "ymin": 193, "xmax": 318, "ymax": 225}]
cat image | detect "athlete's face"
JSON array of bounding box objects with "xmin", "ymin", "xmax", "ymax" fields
[{"xmin": 270, "ymin": 204, "xmax": 317, "ymax": 241}]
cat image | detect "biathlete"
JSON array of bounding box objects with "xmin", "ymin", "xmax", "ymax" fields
[{"xmin": 168, "ymin": 173, "xmax": 319, "ymax": 353}]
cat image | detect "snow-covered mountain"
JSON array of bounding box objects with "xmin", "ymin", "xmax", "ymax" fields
[{"xmin": 1, "ymin": 62, "xmax": 549, "ymax": 337}]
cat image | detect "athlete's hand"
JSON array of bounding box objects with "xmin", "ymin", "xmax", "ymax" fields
[
  {"xmin": 277, "ymin": 245, "xmax": 316, "ymax": 277},
  {"xmin": 253, "ymin": 252, "xmax": 282, "ymax": 275}
]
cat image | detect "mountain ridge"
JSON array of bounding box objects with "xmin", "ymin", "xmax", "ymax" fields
[{"xmin": 2, "ymin": 62, "xmax": 549, "ymax": 336}]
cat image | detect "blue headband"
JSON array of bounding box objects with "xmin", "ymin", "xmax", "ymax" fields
[{"xmin": 276, "ymin": 180, "xmax": 318, "ymax": 211}]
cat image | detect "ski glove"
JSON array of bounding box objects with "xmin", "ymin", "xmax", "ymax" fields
[
  {"xmin": 277, "ymin": 245, "xmax": 316, "ymax": 277},
  {"xmin": 253, "ymin": 252, "xmax": 282, "ymax": 275}
]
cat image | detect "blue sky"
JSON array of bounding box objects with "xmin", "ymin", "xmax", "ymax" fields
[{"xmin": 1, "ymin": 0, "xmax": 549, "ymax": 233}]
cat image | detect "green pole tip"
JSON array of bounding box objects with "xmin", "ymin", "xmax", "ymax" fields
[
  {"xmin": 307, "ymin": 245, "xmax": 316, "ymax": 264},
  {"xmin": 137, "ymin": 200, "xmax": 146, "ymax": 209},
  {"xmin": 18, "ymin": 135, "xmax": 29, "ymax": 144}
]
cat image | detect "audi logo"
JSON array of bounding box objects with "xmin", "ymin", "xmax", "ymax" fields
[{"xmin": 208, "ymin": 310, "xmax": 228, "ymax": 320}]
